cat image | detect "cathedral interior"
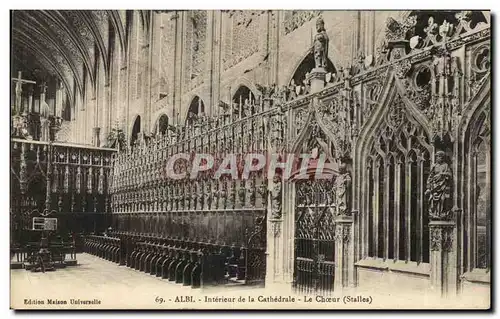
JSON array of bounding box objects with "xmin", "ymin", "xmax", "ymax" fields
[{"xmin": 10, "ymin": 10, "xmax": 491, "ymax": 307}]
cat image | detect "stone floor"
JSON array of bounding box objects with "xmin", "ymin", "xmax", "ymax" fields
[
  {"xmin": 10, "ymin": 254, "xmax": 490, "ymax": 310},
  {"xmin": 11, "ymin": 253, "xmax": 267, "ymax": 310}
]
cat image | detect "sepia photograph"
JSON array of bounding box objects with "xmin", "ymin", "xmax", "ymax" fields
[{"xmin": 9, "ymin": 8, "xmax": 491, "ymax": 310}]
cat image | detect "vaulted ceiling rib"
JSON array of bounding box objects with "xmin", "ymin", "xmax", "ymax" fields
[{"xmin": 11, "ymin": 10, "xmax": 127, "ymax": 102}]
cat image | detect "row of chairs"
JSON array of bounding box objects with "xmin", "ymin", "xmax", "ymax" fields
[
  {"xmin": 111, "ymin": 232, "xmax": 247, "ymax": 288},
  {"xmin": 83, "ymin": 235, "xmax": 122, "ymax": 264}
]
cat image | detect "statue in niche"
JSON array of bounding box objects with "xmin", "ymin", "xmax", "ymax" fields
[
  {"xmin": 425, "ymin": 151, "xmax": 453, "ymax": 220},
  {"xmin": 313, "ymin": 17, "xmax": 329, "ymax": 69},
  {"xmin": 270, "ymin": 177, "xmax": 282, "ymax": 219},
  {"xmin": 258, "ymin": 181, "xmax": 268, "ymax": 207},
  {"xmin": 335, "ymin": 163, "xmax": 351, "ymax": 216}
]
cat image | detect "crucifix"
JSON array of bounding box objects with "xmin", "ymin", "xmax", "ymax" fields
[{"xmin": 12, "ymin": 71, "xmax": 36, "ymax": 115}]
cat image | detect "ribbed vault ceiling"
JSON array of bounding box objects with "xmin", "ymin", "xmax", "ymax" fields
[{"xmin": 11, "ymin": 10, "xmax": 151, "ymax": 101}]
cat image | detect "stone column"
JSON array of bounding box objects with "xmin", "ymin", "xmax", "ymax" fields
[
  {"xmin": 93, "ymin": 127, "xmax": 101, "ymax": 147},
  {"xmin": 351, "ymin": 11, "xmax": 361, "ymax": 61},
  {"xmin": 268, "ymin": 10, "xmax": 280, "ymax": 86},
  {"xmin": 145, "ymin": 10, "xmax": 154, "ymax": 134},
  {"xmin": 103, "ymin": 82, "xmax": 111, "ymax": 139},
  {"xmin": 365, "ymin": 11, "xmax": 376, "ymax": 57},
  {"xmin": 205, "ymin": 10, "xmax": 215, "ymax": 115},
  {"xmin": 172, "ymin": 11, "xmax": 183, "ymax": 125},
  {"xmin": 429, "ymin": 218, "xmax": 457, "ymax": 297},
  {"xmin": 266, "ymin": 179, "xmax": 287, "ymax": 291},
  {"xmin": 265, "ymin": 111, "xmax": 288, "ymax": 292},
  {"xmin": 334, "ymin": 214, "xmax": 354, "ymax": 291}
]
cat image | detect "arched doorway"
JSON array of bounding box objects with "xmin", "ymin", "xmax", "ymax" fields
[
  {"xmin": 290, "ymin": 120, "xmax": 338, "ymax": 295},
  {"xmin": 130, "ymin": 116, "xmax": 141, "ymax": 146},
  {"xmin": 232, "ymin": 85, "xmax": 256, "ymax": 118},
  {"xmin": 154, "ymin": 114, "xmax": 169, "ymax": 136},
  {"xmin": 186, "ymin": 96, "xmax": 204, "ymax": 126}
]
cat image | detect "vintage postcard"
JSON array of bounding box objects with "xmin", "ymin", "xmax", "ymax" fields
[{"xmin": 10, "ymin": 9, "xmax": 491, "ymax": 310}]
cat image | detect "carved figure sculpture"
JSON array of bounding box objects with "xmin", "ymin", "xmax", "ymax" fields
[
  {"xmin": 425, "ymin": 151, "xmax": 453, "ymax": 220},
  {"xmin": 313, "ymin": 17, "xmax": 329, "ymax": 69},
  {"xmin": 335, "ymin": 163, "xmax": 351, "ymax": 216},
  {"xmin": 271, "ymin": 177, "xmax": 282, "ymax": 219}
]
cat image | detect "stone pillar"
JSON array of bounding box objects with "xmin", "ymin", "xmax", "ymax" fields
[
  {"xmin": 265, "ymin": 112, "xmax": 288, "ymax": 292},
  {"xmin": 429, "ymin": 218, "xmax": 457, "ymax": 297},
  {"xmin": 365, "ymin": 11, "xmax": 376, "ymax": 57},
  {"xmin": 308, "ymin": 68, "xmax": 326, "ymax": 94},
  {"xmin": 268, "ymin": 10, "xmax": 280, "ymax": 86},
  {"xmin": 205, "ymin": 10, "xmax": 215, "ymax": 115},
  {"xmin": 93, "ymin": 127, "xmax": 101, "ymax": 147},
  {"xmin": 173, "ymin": 12, "xmax": 185, "ymax": 123},
  {"xmin": 103, "ymin": 82, "xmax": 111, "ymax": 139},
  {"xmin": 351, "ymin": 11, "xmax": 361, "ymax": 61},
  {"xmin": 334, "ymin": 214, "xmax": 354, "ymax": 291}
]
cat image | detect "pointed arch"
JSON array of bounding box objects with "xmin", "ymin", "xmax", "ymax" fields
[
  {"xmin": 354, "ymin": 69, "xmax": 433, "ymax": 263},
  {"xmin": 290, "ymin": 101, "xmax": 317, "ymax": 154},
  {"xmin": 229, "ymin": 77, "xmax": 258, "ymax": 99},
  {"xmin": 129, "ymin": 115, "xmax": 141, "ymax": 146},
  {"xmin": 461, "ymin": 98, "xmax": 491, "ymax": 271},
  {"xmin": 185, "ymin": 95, "xmax": 205, "ymax": 126},
  {"xmin": 108, "ymin": 10, "xmax": 127, "ymax": 54},
  {"xmin": 153, "ymin": 113, "xmax": 170, "ymax": 135},
  {"xmin": 459, "ymin": 75, "xmax": 491, "ymax": 142},
  {"xmin": 289, "ymin": 100, "xmax": 340, "ymax": 179},
  {"xmin": 231, "ymin": 85, "xmax": 257, "ymax": 104},
  {"xmin": 287, "ymin": 50, "xmax": 335, "ymax": 87},
  {"xmin": 356, "ymin": 69, "xmax": 432, "ymax": 159}
]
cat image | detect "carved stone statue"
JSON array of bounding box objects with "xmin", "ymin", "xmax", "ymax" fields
[
  {"xmin": 335, "ymin": 163, "xmax": 351, "ymax": 216},
  {"xmin": 425, "ymin": 151, "xmax": 453, "ymax": 220},
  {"xmin": 313, "ymin": 17, "xmax": 329, "ymax": 69},
  {"xmin": 270, "ymin": 177, "xmax": 282, "ymax": 219}
]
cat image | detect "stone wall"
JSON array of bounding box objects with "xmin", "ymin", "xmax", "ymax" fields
[{"xmin": 61, "ymin": 10, "xmax": 408, "ymax": 145}]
